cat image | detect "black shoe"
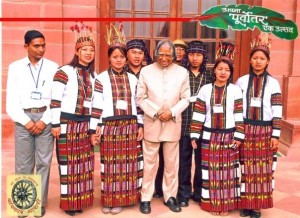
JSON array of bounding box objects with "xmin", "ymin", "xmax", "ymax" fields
[
  {"xmin": 140, "ymin": 201, "xmax": 151, "ymax": 214},
  {"xmin": 178, "ymin": 201, "xmax": 189, "ymax": 207},
  {"xmin": 251, "ymin": 210, "xmax": 261, "ymax": 218},
  {"xmin": 153, "ymin": 192, "xmax": 163, "ymax": 198},
  {"xmin": 240, "ymin": 209, "xmax": 252, "ymax": 217},
  {"xmin": 65, "ymin": 210, "xmax": 76, "ymax": 216},
  {"xmin": 75, "ymin": 210, "xmax": 83, "ymax": 213},
  {"xmin": 164, "ymin": 197, "xmax": 182, "ymax": 212},
  {"xmin": 34, "ymin": 206, "xmax": 46, "ymax": 217},
  {"xmin": 192, "ymin": 196, "xmax": 201, "ymax": 202}
]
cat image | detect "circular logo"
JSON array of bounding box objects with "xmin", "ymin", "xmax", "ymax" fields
[{"xmin": 11, "ymin": 179, "xmax": 37, "ymax": 209}]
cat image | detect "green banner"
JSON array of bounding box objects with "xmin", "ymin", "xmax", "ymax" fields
[{"xmin": 194, "ymin": 4, "xmax": 298, "ymax": 40}]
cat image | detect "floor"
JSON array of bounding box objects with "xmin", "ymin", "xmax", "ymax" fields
[{"xmin": 2, "ymin": 138, "xmax": 300, "ymax": 218}]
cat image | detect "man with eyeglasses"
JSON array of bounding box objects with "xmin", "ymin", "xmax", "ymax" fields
[
  {"xmin": 137, "ymin": 39, "xmax": 190, "ymax": 214},
  {"xmin": 173, "ymin": 39, "xmax": 187, "ymax": 65}
]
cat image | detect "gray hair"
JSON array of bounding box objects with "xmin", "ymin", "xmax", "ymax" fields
[{"xmin": 154, "ymin": 39, "xmax": 176, "ymax": 61}]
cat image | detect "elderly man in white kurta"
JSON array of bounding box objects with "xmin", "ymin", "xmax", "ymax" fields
[{"xmin": 137, "ymin": 39, "xmax": 190, "ymax": 214}]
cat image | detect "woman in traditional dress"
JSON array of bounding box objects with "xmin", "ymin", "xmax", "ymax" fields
[
  {"xmin": 50, "ymin": 23, "xmax": 96, "ymax": 216},
  {"xmin": 89, "ymin": 43, "xmax": 143, "ymax": 215},
  {"xmin": 236, "ymin": 33, "xmax": 282, "ymax": 218},
  {"xmin": 190, "ymin": 42, "xmax": 244, "ymax": 216}
]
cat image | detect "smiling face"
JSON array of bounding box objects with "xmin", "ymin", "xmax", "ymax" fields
[
  {"xmin": 109, "ymin": 47, "xmax": 127, "ymax": 72},
  {"xmin": 250, "ymin": 50, "xmax": 270, "ymax": 75},
  {"xmin": 24, "ymin": 37, "xmax": 46, "ymax": 64},
  {"xmin": 214, "ymin": 61, "xmax": 231, "ymax": 86},
  {"xmin": 76, "ymin": 45, "xmax": 95, "ymax": 66},
  {"xmin": 157, "ymin": 43, "xmax": 173, "ymax": 68}
]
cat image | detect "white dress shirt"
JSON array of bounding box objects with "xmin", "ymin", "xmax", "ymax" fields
[{"xmin": 6, "ymin": 57, "xmax": 58, "ymax": 125}]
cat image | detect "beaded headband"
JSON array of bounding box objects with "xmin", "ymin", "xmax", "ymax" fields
[{"xmin": 70, "ymin": 22, "xmax": 95, "ymax": 50}]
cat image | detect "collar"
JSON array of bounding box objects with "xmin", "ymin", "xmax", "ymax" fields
[
  {"xmin": 26, "ymin": 57, "xmax": 44, "ymax": 68},
  {"xmin": 110, "ymin": 67, "xmax": 125, "ymax": 76},
  {"xmin": 250, "ymin": 70, "xmax": 267, "ymax": 78}
]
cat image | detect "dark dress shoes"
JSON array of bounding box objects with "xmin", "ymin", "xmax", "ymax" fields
[
  {"xmin": 65, "ymin": 210, "xmax": 76, "ymax": 216},
  {"xmin": 251, "ymin": 210, "xmax": 261, "ymax": 218},
  {"xmin": 140, "ymin": 201, "xmax": 151, "ymax": 214},
  {"xmin": 164, "ymin": 197, "xmax": 182, "ymax": 212},
  {"xmin": 76, "ymin": 210, "xmax": 83, "ymax": 213},
  {"xmin": 153, "ymin": 192, "xmax": 163, "ymax": 198},
  {"xmin": 178, "ymin": 201, "xmax": 189, "ymax": 207},
  {"xmin": 240, "ymin": 209, "xmax": 252, "ymax": 217}
]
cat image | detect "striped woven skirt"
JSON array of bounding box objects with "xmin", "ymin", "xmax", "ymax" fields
[
  {"xmin": 201, "ymin": 128, "xmax": 240, "ymax": 212},
  {"xmin": 56, "ymin": 118, "xmax": 94, "ymax": 211},
  {"xmin": 240, "ymin": 123, "xmax": 277, "ymax": 209},
  {"xmin": 100, "ymin": 117, "xmax": 143, "ymax": 207}
]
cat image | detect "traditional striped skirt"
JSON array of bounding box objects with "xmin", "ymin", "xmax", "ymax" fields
[
  {"xmin": 100, "ymin": 117, "xmax": 143, "ymax": 207},
  {"xmin": 56, "ymin": 118, "xmax": 94, "ymax": 211},
  {"xmin": 201, "ymin": 127, "xmax": 240, "ymax": 212},
  {"xmin": 240, "ymin": 123, "xmax": 277, "ymax": 209}
]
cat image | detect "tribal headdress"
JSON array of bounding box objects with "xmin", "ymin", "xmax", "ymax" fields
[
  {"xmin": 70, "ymin": 22, "xmax": 95, "ymax": 50},
  {"xmin": 250, "ymin": 32, "xmax": 271, "ymax": 55},
  {"xmin": 215, "ymin": 41, "xmax": 236, "ymax": 64},
  {"xmin": 105, "ymin": 23, "xmax": 126, "ymax": 47}
]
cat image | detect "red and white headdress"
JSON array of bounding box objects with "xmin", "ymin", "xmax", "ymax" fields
[{"xmin": 70, "ymin": 22, "xmax": 95, "ymax": 50}]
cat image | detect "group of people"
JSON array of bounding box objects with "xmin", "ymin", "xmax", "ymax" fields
[{"xmin": 6, "ymin": 25, "xmax": 282, "ymax": 218}]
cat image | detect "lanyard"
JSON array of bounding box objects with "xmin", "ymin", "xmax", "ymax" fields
[
  {"xmin": 28, "ymin": 59, "xmax": 44, "ymax": 89},
  {"xmin": 212, "ymin": 83, "xmax": 226, "ymax": 105},
  {"xmin": 252, "ymin": 76, "xmax": 264, "ymax": 98},
  {"xmin": 111, "ymin": 69, "xmax": 127, "ymax": 100}
]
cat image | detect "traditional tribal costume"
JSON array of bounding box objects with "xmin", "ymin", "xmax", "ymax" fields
[
  {"xmin": 90, "ymin": 68, "xmax": 143, "ymax": 208},
  {"xmin": 236, "ymin": 72, "xmax": 282, "ymax": 209},
  {"xmin": 190, "ymin": 83, "xmax": 244, "ymax": 213},
  {"xmin": 236, "ymin": 33, "xmax": 282, "ymax": 210},
  {"xmin": 50, "ymin": 22, "xmax": 95, "ymax": 211},
  {"xmin": 51, "ymin": 64, "xmax": 94, "ymax": 211}
]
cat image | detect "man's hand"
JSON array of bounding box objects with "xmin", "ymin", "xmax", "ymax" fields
[
  {"xmin": 24, "ymin": 120, "xmax": 35, "ymax": 134},
  {"xmin": 191, "ymin": 140, "xmax": 197, "ymax": 149},
  {"xmin": 137, "ymin": 127, "xmax": 143, "ymax": 141},
  {"xmin": 31, "ymin": 120, "xmax": 46, "ymax": 135},
  {"xmin": 158, "ymin": 109, "xmax": 172, "ymax": 122}
]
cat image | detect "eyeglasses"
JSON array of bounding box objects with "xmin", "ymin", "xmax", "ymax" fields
[{"xmin": 175, "ymin": 47, "xmax": 185, "ymax": 51}]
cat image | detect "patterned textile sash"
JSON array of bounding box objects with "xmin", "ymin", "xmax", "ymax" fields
[
  {"xmin": 100, "ymin": 118, "xmax": 143, "ymax": 207},
  {"xmin": 201, "ymin": 130, "xmax": 240, "ymax": 212},
  {"xmin": 56, "ymin": 118, "xmax": 94, "ymax": 210},
  {"xmin": 240, "ymin": 123, "xmax": 277, "ymax": 209}
]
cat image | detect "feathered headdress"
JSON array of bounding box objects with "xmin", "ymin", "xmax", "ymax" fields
[
  {"xmin": 105, "ymin": 23, "xmax": 126, "ymax": 47},
  {"xmin": 250, "ymin": 32, "xmax": 271, "ymax": 54},
  {"xmin": 70, "ymin": 22, "xmax": 95, "ymax": 50},
  {"xmin": 215, "ymin": 41, "xmax": 236, "ymax": 64}
]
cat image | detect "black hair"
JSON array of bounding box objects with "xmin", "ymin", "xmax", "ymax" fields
[
  {"xmin": 212, "ymin": 58, "xmax": 234, "ymax": 84},
  {"xmin": 108, "ymin": 45, "xmax": 127, "ymax": 59},
  {"xmin": 24, "ymin": 30, "xmax": 45, "ymax": 45},
  {"xmin": 249, "ymin": 48, "xmax": 270, "ymax": 72},
  {"xmin": 68, "ymin": 53, "xmax": 95, "ymax": 78}
]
